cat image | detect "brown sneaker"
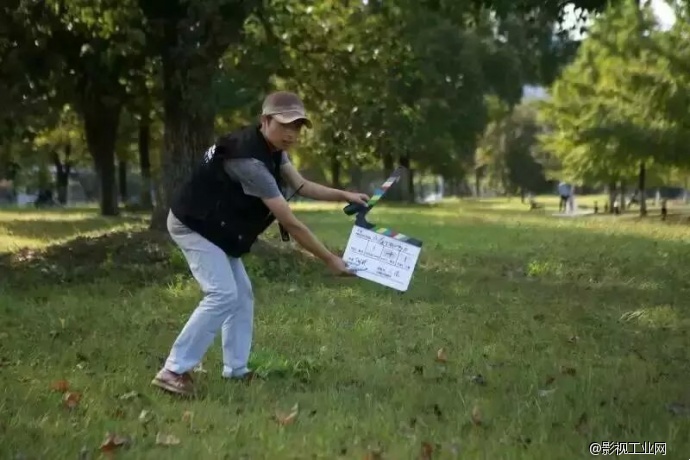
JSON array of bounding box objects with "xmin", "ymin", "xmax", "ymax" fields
[{"xmin": 151, "ymin": 369, "xmax": 195, "ymax": 396}]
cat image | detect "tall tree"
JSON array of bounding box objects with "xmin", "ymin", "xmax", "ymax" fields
[
  {"xmin": 139, "ymin": 0, "xmax": 262, "ymax": 229},
  {"xmin": 537, "ymin": 0, "xmax": 686, "ymax": 215},
  {"xmin": 476, "ymin": 101, "xmax": 548, "ymax": 196},
  {"xmin": 1, "ymin": 0, "xmax": 148, "ymax": 215}
]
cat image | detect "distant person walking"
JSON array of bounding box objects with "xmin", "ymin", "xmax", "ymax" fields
[
  {"xmin": 558, "ymin": 181, "xmax": 572, "ymax": 213},
  {"xmin": 152, "ymin": 91, "xmax": 370, "ymax": 397}
]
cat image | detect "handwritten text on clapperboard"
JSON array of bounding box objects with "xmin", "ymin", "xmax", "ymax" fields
[{"xmin": 343, "ymin": 225, "xmax": 422, "ymax": 292}]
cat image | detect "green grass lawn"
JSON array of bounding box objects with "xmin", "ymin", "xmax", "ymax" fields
[{"xmin": 1, "ymin": 199, "xmax": 689, "ymax": 459}]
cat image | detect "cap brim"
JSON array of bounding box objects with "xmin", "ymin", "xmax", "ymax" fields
[{"xmin": 272, "ymin": 112, "xmax": 312, "ymax": 128}]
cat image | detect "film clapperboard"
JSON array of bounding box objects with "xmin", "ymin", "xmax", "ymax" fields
[{"xmin": 341, "ymin": 166, "xmax": 423, "ymax": 292}]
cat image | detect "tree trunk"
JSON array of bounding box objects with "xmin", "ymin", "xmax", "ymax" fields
[
  {"xmin": 399, "ymin": 153, "xmax": 414, "ymax": 203},
  {"xmin": 118, "ymin": 159, "xmax": 128, "ymax": 204},
  {"xmin": 37, "ymin": 163, "xmax": 51, "ymax": 190},
  {"xmin": 150, "ymin": 53, "xmax": 216, "ymax": 230},
  {"xmin": 82, "ymin": 99, "xmax": 121, "ymax": 216},
  {"xmin": 474, "ymin": 169, "xmax": 481, "ymax": 197},
  {"xmin": 138, "ymin": 111, "xmax": 153, "ymax": 209},
  {"xmin": 447, "ymin": 177, "xmax": 455, "ymax": 197},
  {"xmin": 348, "ymin": 164, "xmax": 363, "ymax": 191},
  {"xmin": 382, "ymin": 152, "xmax": 395, "ymax": 177},
  {"xmin": 330, "ymin": 152, "xmax": 341, "ymax": 188},
  {"xmin": 607, "ymin": 182, "xmax": 617, "ymax": 214},
  {"xmin": 380, "ymin": 151, "xmax": 402, "ymax": 201},
  {"xmin": 53, "ymin": 144, "xmax": 71, "ymax": 205},
  {"xmin": 638, "ymin": 161, "xmax": 647, "ymax": 217}
]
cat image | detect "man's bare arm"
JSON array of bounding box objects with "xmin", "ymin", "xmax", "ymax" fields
[
  {"xmin": 281, "ymin": 162, "xmax": 346, "ymax": 202},
  {"xmin": 262, "ymin": 194, "xmax": 338, "ymax": 263}
]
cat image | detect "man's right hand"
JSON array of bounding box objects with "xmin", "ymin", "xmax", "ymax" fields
[
  {"xmin": 262, "ymin": 195, "xmax": 349, "ymax": 270},
  {"xmin": 325, "ymin": 256, "xmax": 356, "ymax": 276}
]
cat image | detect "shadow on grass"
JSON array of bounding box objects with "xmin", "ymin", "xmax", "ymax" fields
[
  {"xmin": 0, "ymin": 216, "xmax": 144, "ymax": 240},
  {"xmin": 0, "ymin": 229, "xmax": 182, "ymax": 293},
  {"xmin": 1, "ymin": 209, "xmax": 689, "ymax": 348},
  {"xmin": 0, "ymin": 226, "xmax": 349, "ymax": 297},
  {"xmin": 0, "ymin": 214, "xmax": 148, "ymax": 243},
  {"xmin": 2, "ymin": 209, "xmax": 689, "ymax": 301},
  {"xmin": 1, "ymin": 214, "xmax": 688, "ymax": 413}
]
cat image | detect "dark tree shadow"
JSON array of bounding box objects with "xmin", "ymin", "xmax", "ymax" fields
[
  {"xmin": 0, "ymin": 229, "xmax": 182, "ymax": 293},
  {"xmin": 0, "ymin": 216, "xmax": 146, "ymax": 241}
]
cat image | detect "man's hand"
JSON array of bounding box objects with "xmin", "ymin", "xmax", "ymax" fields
[
  {"xmin": 342, "ymin": 191, "xmax": 370, "ymax": 206},
  {"xmin": 326, "ymin": 256, "xmax": 357, "ymax": 276},
  {"xmin": 262, "ymin": 195, "xmax": 335, "ymax": 262}
]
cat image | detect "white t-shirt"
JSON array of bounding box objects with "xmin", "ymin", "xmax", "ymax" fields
[{"xmin": 558, "ymin": 183, "xmax": 572, "ymax": 196}]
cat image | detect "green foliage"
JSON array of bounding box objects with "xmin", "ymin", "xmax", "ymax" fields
[
  {"xmin": 476, "ymin": 101, "xmax": 549, "ymax": 193},
  {"xmin": 32, "ymin": 105, "xmax": 87, "ymax": 160},
  {"xmin": 246, "ymin": 1, "xmax": 540, "ymax": 181},
  {"xmin": 1, "ymin": 0, "xmax": 150, "ymax": 214},
  {"xmin": 0, "ymin": 0, "xmax": 640, "ymax": 209},
  {"xmin": 537, "ymin": 0, "xmax": 690, "ymax": 187}
]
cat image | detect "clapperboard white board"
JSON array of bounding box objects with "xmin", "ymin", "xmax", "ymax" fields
[{"xmin": 342, "ymin": 222, "xmax": 423, "ymax": 292}]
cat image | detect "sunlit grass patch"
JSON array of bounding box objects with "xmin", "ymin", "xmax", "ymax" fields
[{"xmin": 0, "ymin": 200, "xmax": 688, "ymax": 459}]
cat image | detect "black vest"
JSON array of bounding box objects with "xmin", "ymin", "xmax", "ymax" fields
[{"xmin": 170, "ymin": 125, "xmax": 285, "ymax": 257}]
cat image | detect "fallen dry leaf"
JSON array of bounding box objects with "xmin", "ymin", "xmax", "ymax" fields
[
  {"xmin": 118, "ymin": 391, "xmax": 139, "ymax": 400},
  {"xmin": 155, "ymin": 432, "xmax": 181, "ymax": 446},
  {"xmin": 50, "ymin": 380, "xmax": 70, "ymax": 393},
  {"xmin": 99, "ymin": 433, "xmax": 131, "ymax": 453},
  {"xmin": 138, "ymin": 409, "xmax": 152, "ymax": 424},
  {"xmin": 469, "ymin": 374, "xmax": 486, "ymax": 386},
  {"xmin": 471, "ymin": 405, "xmax": 482, "ymax": 426},
  {"xmin": 419, "ymin": 441, "xmax": 434, "ymax": 459},
  {"xmin": 274, "ymin": 403, "xmax": 299, "ymax": 425},
  {"xmin": 560, "ymin": 366, "xmax": 576, "ymax": 376},
  {"xmin": 432, "ymin": 403, "xmax": 443, "ymax": 420},
  {"xmin": 182, "ymin": 410, "xmax": 193, "ymax": 423},
  {"xmin": 192, "ymin": 363, "xmax": 207, "ymax": 374},
  {"xmin": 575, "ymin": 412, "xmax": 589, "ymax": 435},
  {"xmin": 435, "ymin": 348, "xmax": 448, "ymax": 363},
  {"xmin": 63, "ymin": 392, "xmax": 81, "ymax": 409}
]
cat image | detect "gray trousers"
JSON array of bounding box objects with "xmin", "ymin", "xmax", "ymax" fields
[{"xmin": 164, "ymin": 210, "xmax": 254, "ymax": 377}]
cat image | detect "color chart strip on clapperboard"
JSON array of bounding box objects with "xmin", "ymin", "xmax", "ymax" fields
[
  {"xmin": 356, "ymin": 222, "xmax": 423, "ymax": 248},
  {"xmin": 367, "ymin": 175, "xmax": 398, "ymax": 207}
]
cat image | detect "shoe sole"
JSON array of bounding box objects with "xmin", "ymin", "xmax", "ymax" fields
[{"xmin": 151, "ymin": 377, "xmax": 194, "ymax": 397}]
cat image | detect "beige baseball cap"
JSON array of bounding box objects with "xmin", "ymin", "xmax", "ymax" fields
[{"xmin": 261, "ymin": 91, "xmax": 312, "ymax": 128}]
